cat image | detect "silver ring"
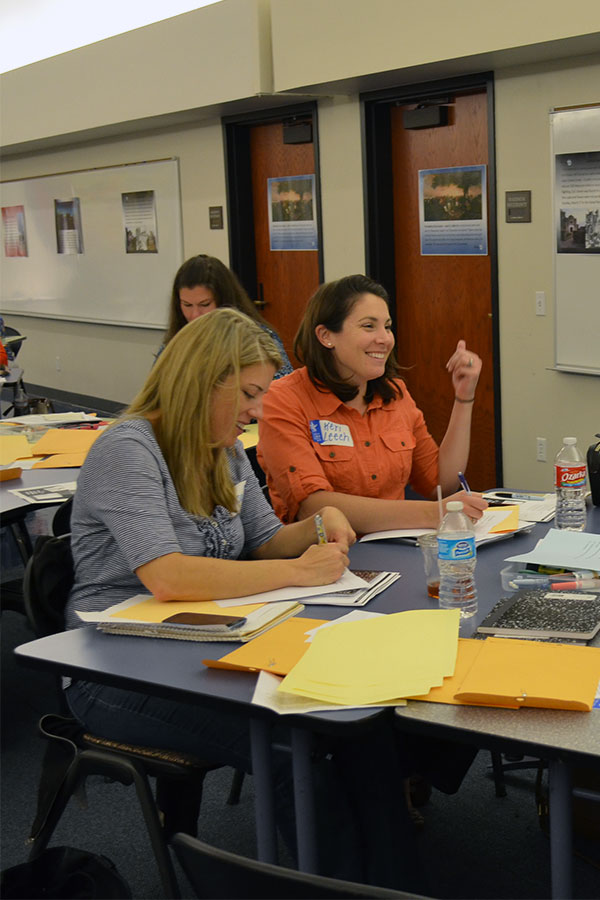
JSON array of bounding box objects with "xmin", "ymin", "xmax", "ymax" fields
[{"xmin": 468, "ymin": 357, "xmax": 473, "ymax": 367}]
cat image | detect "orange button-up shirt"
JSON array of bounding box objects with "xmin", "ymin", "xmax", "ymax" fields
[{"xmin": 257, "ymin": 367, "xmax": 439, "ymax": 523}]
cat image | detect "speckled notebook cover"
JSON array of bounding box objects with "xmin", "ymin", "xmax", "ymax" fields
[{"xmin": 477, "ymin": 589, "xmax": 600, "ymax": 641}]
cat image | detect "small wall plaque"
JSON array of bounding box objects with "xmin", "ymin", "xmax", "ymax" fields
[
  {"xmin": 506, "ymin": 190, "xmax": 531, "ymax": 223},
  {"xmin": 209, "ymin": 206, "xmax": 224, "ymax": 230}
]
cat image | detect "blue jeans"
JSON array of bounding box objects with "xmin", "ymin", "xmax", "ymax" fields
[{"xmin": 66, "ymin": 681, "xmax": 423, "ymax": 890}]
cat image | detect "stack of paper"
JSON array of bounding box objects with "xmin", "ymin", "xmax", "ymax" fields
[
  {"xmin": 277, "ymin": 609, "xmax": 460, "ymax": 706},
  {"xmin": 77, "ymin": 594, "xmax": 303, "ymax": 642},
  {"xmin": 30, "ymin": 428, "xmax": 102, "ymax": 468},
  {"xmin": 483, "ymin": 490, "xmax": 556, "ymax": 523},
  {"xmin": 301, "ymin": 570, "xmax": 400, "ymax": 607},
  {"xmin": 359, "ymin": 506, "xmax": 532, "ymax": 546},
  {"xmin": 504, "ymin": 528, "xmax": 600, "ymax": 571}
]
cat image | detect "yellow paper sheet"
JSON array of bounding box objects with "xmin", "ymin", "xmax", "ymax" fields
[
  {"xmin": 32, "ymin": 452, "xmax": 88, "ymax": 469},
  {"xmin": 489, "ymin": 505, "xmax": 519, "ymax": 533},
  {"xmin": 110, "ymin": 595, "xmax": 264, "ymax": 622},
  {"xmin": 0, "ymin": 434, "xmax": 32, "ymax": 465},
  {"xmin": 454, "ymin": 637, "xmax": 600, "ymax": 711},
  {"xmin": 31, "ymin": 428, "xmax": 101, "ymax": 457},
  {"xmin": 204, "ymin": 616, "xmax": 326, "ymax": 676},
  {"xmin": 278, "ymin": 609, "xmax": 460, "ymax": 706}
]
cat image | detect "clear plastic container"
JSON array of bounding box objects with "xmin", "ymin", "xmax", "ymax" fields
[{"xmin": 437, "ymin": 501, "xmax": 478, "ymax": 618}]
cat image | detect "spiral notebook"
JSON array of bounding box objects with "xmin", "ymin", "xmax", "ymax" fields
[{"xmin": 477, "ymin": 588, "xmax": 600, "ymax": 642}]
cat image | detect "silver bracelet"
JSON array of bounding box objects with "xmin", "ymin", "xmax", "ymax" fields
[{"xmin": 455, "ymin": 396, "xmax": 475, "ymax": 403}]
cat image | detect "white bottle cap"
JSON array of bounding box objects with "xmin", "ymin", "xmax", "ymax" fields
[
  {"xmin": 446, "ymin": 501, "xmax": 463, "ymax": 511},
  {"xmin": 563, "ymin": 437, "xmax": 576, "ymax": 444}
]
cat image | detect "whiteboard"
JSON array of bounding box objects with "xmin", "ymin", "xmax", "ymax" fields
[
  {"xmin": 551, "ymin": 107, "xmax": 600, "ymax": 375},
  {"xmin": 0, "ymin": 159, "xmax": 183, "ymax": 329}
]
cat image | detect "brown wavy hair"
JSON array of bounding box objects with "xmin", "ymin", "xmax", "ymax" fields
[
  {"xmin": 294, "ymin": 274, "xmax": 402, "ymax": 404},
  {"xmin": 165, "ymin": 254, "xmax": 265, "ymax": 344}
]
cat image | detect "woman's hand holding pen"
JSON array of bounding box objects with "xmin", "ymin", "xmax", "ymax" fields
[
  {"xmin": 446, "ymin": 339, "xmax": 481, "ymax": 402},
  {"xmin": 445, "ymin": 489, "xmax": 488, "ymax": 521},
  {"xmin": 316, "ymin": 506, "xmax": 356, "ymax": 548},
  {"xmin": 291, "ymin": 542, "xmax": 349, "ymax": 586}
]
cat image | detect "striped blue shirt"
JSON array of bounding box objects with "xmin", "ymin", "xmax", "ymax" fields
[{"xmin": 66, "ymin": 418, "xmax": 282, "ymax": 629}]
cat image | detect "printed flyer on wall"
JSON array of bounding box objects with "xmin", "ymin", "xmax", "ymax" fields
[
  {"xmin": 555, "ymin": 151, "xmax": 600, "ymax": 253},
  {"xmin": 268, "ymin": 175, "xmax": 318, "ymax": 251},
  {"xmin": 2, "ymin": 205, "xmax": 28, "ymax": 257},
  {"xmin": 419, "ymin": 165, "xmax": 487, "ymax": 256},
  {"xmin": 122, "ymin": 190, "xmax": 158, "ymax": 253},
  {"xmin": 54, "ymin": 198, "xmax": 84, "ymax": 255}
]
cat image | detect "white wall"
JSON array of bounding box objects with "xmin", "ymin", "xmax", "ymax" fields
[
  {"xmin": 0, "ymin": 0, "xmax": 271, "ymax": 149},
  {"xmin": 1, "ymin": 120, "xmax": 229, "ymax": 404},
  {"xmin": 494, "ymin": 55, "xmax": 600, "ymax": 491},
  {"xmin": 271, "ymin": 0, "xmax": 600, "ymax": 91}
]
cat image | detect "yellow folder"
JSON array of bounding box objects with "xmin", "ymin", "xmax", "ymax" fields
[
  {"xmin": 0, "ymin": 434, "xmax": 32, "ymax": 466},
  {"xmin": 31, "ymin": 428, "xmax": 101, "ymax": 457},
  {"xmin": 453, "ymin": 637, "xmax": 600, "ymax": 711},
  {"xmin": 204, "ymin": 616, "xmax": 325, "ymax": 676}
]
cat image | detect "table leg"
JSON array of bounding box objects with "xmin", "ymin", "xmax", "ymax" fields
[
  {"xmin": 249, "ymin": 717, "xmax": 278, "ymax": 864},
  {"xmin": 548, "ymin": 757, "xmax": 572, "ymax": 900},
  {"xmin": 290, "ymin": 727, "xmax": 318, "ymax": 874}
]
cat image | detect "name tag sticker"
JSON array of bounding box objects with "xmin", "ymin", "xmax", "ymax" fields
[
  {"xmin": 234, "ymin": 480, "xmax": 246, "ymax": 512},
  {"xmin": 309, "ymin": 420, "xmax": 354, "ymax": 447}
]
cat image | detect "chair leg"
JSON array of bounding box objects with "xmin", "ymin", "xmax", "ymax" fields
[
  {"xmin": 490, "ymin": 751, "xmax": 507, "ymax": 798},
  {"xmin": 226, "ymin": 769, "xmax": 245, "ymax": 806},
  {"xmin": 156, "ymin": 773, "xmax": 206, "ymax": 839},
  {"xmin": 29, "ymin": 750, "xmax": 181, "ymax": 900}
]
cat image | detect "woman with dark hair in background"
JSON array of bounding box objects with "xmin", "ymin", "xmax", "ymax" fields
[{"xmin": 158, "ymin": 254, "xmax": 293, "ymax": 377}]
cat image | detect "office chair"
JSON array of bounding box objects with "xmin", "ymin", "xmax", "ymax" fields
[
  {"xmin": 170, "ymin": 833, "xmax": 426, "ymax": 899},
  {"xmin": 1, "ymin": 325, "xmax": 29, "ymax": 416},
  {"xmin": 22, "ymin": 531, "xmax": 242, "ymax": 899}
]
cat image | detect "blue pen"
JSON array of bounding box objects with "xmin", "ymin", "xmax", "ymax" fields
[{"xmin": 458, "ymin": 471, "xmax": 471, "ymax": 493}]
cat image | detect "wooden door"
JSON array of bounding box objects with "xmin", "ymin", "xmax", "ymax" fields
[
  {"xmin": 249, "ymin": 122, "xmax": 321, "ymax": 363},
  {"xmin": 390, "ymin": 90, "xmax": 496, "ymax": 491}
]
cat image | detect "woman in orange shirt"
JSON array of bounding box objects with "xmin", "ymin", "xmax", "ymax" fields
[{"xmin": 258, "ymin": 274, "xmax": 487, "ymax": 533}]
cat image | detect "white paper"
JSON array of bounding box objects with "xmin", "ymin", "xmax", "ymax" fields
[
  {"xmin": 215, "ymin": 568, "xmax": 369, "ymax": 607},
  {"xmin": 251, "ymin": 669, "xmax": 405, "ymax": 714},
  {"xmin": 504, "ymin": 529, "xmax": 600, "ymax": 570},
  {"xmin": 359, "ymin": 508, "xmax": 533, "ymax": 545},
  {"xmin": 8, "ymin": 481, "xmax": 77, "ymax": 504}
]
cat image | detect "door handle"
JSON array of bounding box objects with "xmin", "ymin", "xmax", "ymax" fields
[{"xmin": 254, "ymin": 282, "xmax": 268, "ymax": 310}]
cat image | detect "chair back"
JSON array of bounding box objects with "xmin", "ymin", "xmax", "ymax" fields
[
  {"xmin": 23, "ymin": 535, "xmax": 74, "ymax": 638},
  {"xmin": 1, "ymin": 325, "xmax": 25, "ymax": 358},
  {"xmin": 52, "ymin": 497, "xmax": 74, "ymax": 537},
  {"xmin": 170, "ymin": 833, "xmax": 423, "ymax": 899}
]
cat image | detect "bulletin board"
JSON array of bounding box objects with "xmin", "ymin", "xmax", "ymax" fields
[
  {"xmin": 551, "ymin": 106, "xmax": 600, "ymax": 375},
  {"xmin": 0, "ymin": 159, "xmax": 183, "ymax": 329}
]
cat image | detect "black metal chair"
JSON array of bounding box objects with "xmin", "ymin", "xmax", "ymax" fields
[
  {"xmin": 22, "ymin": 531, "xmax": 242, "ymax": 899},
  {"xmin": 1, "ymin": 326, "xmax": 28, "ymax": 416},
  {"xmin": 170, "ymin": 833, "xmax": 426, "ymax": 899}
]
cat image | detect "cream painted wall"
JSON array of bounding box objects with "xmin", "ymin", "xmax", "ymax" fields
[
  {"xmin": 271, "ymin": 0, "xmax": 600, "ymax": 91},
  {"xmin": 317, "ymin": 96, "xmax": 366, "ymax": 278},
  {"xmin": 495, "ymin": 55, "xmax": 600, "ymax": 491},
  {"xmin": 1, "ymin": 121, "xmax": 230, "ymax": 404},
  {"xmin": 0, "ymin": 0, "xmax": 271, "ymax": 148}
]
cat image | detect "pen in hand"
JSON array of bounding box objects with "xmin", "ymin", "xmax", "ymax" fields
[
  {"xmin": 458, "ymin": 472, "xmax": 471, "ymax": 493},
  {"xmin": 314, "ymin": 513, "xmax": 328, "ymax": 545}
]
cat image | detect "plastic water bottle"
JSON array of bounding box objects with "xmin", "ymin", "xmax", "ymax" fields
[
  {"xmin": 554, "ymin": 436, "xmax": 587, "ymax": 531},
  {"xmin": 437, "ymin": 501, "xmax": 478, "ymax": 618}
]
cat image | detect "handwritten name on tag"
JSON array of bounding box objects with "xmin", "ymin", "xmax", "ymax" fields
[{"xmin": 309, "ymin": 420, "xmax": 354, "ymax": 447}]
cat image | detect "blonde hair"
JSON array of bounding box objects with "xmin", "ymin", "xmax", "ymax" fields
[{"xmin": 123, "ymin": 308, "xmax": 281, "ymax": 515}]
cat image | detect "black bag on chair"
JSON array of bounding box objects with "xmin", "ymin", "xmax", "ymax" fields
[{"xmin": 0, "ymin": 846, "xmax": 132, "ymax": 899}]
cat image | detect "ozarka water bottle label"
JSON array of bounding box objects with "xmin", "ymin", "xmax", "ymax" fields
[
  {"xmin": 555, "ymin": 464, "xmax": 587, "ymax": 488},
  {"xmin": 437, "ymin": 536, "xmax": 476, "ymax": 561}
]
